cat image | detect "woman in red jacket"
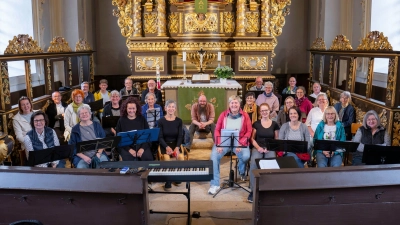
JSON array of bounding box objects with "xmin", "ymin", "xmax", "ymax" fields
[{"xmin": 208, "ymin": 95, "xmax": 252, "ymax": 195}]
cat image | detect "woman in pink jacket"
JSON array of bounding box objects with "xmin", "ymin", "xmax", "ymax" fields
[{"xmin": 208, "ymin": 95, "xmax": 252, "ymax": 195}]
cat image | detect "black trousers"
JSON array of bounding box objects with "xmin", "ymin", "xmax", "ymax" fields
[{"xmin": 118, "ymin": 147, "xmax": 153, "ymax": 161}]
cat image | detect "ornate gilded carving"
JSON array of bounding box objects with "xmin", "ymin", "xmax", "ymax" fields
[
  {"xmin": 236, "ymin": 0, "xmax": 246, "ymax": 36},
  {"xmin": 223, "ymin": 12, "xmax": 235, "ymax": 33},
  {"xmin": 112, "ymin": 0, "xmax": 134, "ymax": 37},
  {"xmin": 238, "ymin": 56, "xmax": 268, "ymax": 71},
  {"xmin": 348, "ymin": 57, "xmax": 355, "ymax": 90},
  {"xmin": 309, "ymin": 53, "xmax": 314, "ymax": 93},
  {"xmin": 47, "ymin": 36, "xmax": 72, "ymax": 52},
  {"xmin": 260, "ymin": 0, "xmax": 270, "ymax": 36},
  {"xmin": 68, "ymin": 57, "xmax": 73, "ymax": 86},
  {"xmin": 329, "ymin": 56, "xmax": 333, "ymax": 84},
  {"xmin": 387, "ymin": 56, "xmax": 398, "ymax": 105},
  {"xmin": 172, "ymin": 42, "xmax": 229, "ymax": 51},
  {"xmin": 168, "ymin": 13, "xmax": 179, "ymax": 34},
  {"xmin": 75, "ymin": 39, "xmax": 92, "ymax": 51},
  {"xmin": 379, "ymin": 109, "xmax": 388, "ymax": 128},
  {"xmin": 319, "ymin": 57, "xmax": 323, "ymax": 82},
  {"xmin": 79, "ymin": 56, "xmax": 83, "ymax": 82},
  {"xmin": 144, "ymin": 13, "xmax": 158, "ymax": 34},
  {"xmin": 366, "ymin": 58, "xmax": 373, "ymax": 97},
  {"xmin": 249, "ymin": 0, "xmax": 258, "ymax": 11},
  {"xmin": 310, "ymin": 37, "xmax": 327, "ymax": 50},
  {"xmin": 354, "ymin": 105, "xmax": 366, "ymax": 123},
  {"xmin": 329, "ymin": 34, "xmax": 353, "ymax": 50},
  {"xmin": 46, "ymin": 59, "xmax": 51, "ymax": 91},
  {"xmin": 357, "ymin": 31, "xmax": 393, "ymax": 51},
  {"xmin": 179, "ymin": 12, "xmax": 183, "ymax": 33},
  {"xmin": 0, "ymin": 62, "xmax": 11, "ymax": 108},
  {"xmin": 132, "ymin": 0, "xmax": 142, "ymax": 37},
  {"xmin": 233, "ymin": 42, "xmax": 276, "ymax": 51},
  {"xmin": 245, "ymin": 12, "xmax": 259, "ymax": 33},
  {"xmin": 156, "ymin": 0, "xmax": 167, "ymax": 36},
  {"xmin": 220, "ymin": 12, "xmax": 223, "ymax": 32},
  {"xmin": 4, "ymin": 34, "xmax": 43, "ymax": 54},
  {"xmin": 269, "ymin": 0, "xmax": 291, "ymax": 37},
  {"xmin": 184, "ymin": 13, "xmax": 218, "ymax": 32},
  {"xmin": 168, "ymin": 0, "xmax": 178, "ymax": 3},
  {"xmin": 89, "ymin": 55, "xmax": 95, "ymax": 92},
  {"xmin": 393, "ymin": 112, "xmax": 400, "ymax": 146},
  {"xmin": 128, "ymin": 42, "xmax": 170, "ymax": 52},
  {"xmin": 187, "ymin": 52, "xmax": 216, "ymax": 71},
  {"xmin": 135, "ymin": 56, "xmax": 164, "ymax": 71},
  {"xmin": 144, "ymin": 0, "xmax": 153, "ymax": 12},
  {"xmin": 25, "ymin": 61, "xmax": 33, "ymax": 100}
]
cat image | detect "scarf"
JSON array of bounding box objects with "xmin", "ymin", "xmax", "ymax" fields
[
  {"xmin": 228, "ymin": 111, "xmax": 242, "ymax": 119},
  {"xmin": 264, "ymin": 92, "xmax": 273, "ymax": 97},
  {"xmin": 284, "ymin": 86, "xmax": 293, "ymax": 94},
  {"xmin": 72, "ymin": 102, "xmax": 82, "ymax": 123},
  {"xmin": 295, "ymin": 96, "xmax": 306, "ymax": 107},
  {"xmin": 243, "ymin": 103, "xmax": 258, "ymax": 124}
]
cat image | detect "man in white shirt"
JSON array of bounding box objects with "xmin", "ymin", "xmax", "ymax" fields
[
  {"xmin": 249, "ymin": 76, "xmax": 264, "ymax": 91},
  {"xmin": 45, "ymin": 91, "xmax": 67, "ymax": 144}
]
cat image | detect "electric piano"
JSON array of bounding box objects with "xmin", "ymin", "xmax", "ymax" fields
[{"xmin": 100, "ymin": 160, "xmax": 213, "ymax": 182}]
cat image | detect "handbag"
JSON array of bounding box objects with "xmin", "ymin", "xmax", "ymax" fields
[{"xmin": 276, "ymin": 151, "xmax": 310, "ymax": 161}]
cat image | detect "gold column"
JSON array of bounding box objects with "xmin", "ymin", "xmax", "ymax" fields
[
  {"xmin": 133, "ymin": 0, "xmax": 143, "ymax": 37},
  {"xmin": 24, "ymin": 60, "xmax": 33, "ymax": 100},
  {"xmin": 157, "ymin": 0, "xmax": 167, "ymax": 37},
  {"xmin": 0, "ymin": 62, "xmax": 11, "ymax": 110},
  {"xmin": 235, "ymin": 0, "xmax": 246, "ymax": 36},
  {"xmin": 260, "ymin": 0, "xmax": 270, "ymax": 36}
]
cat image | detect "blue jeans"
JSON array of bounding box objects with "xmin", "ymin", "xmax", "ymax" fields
[
  {"xmin": 210, "ymin": 145, "xmax": 250, "ymax": 187},
  {"xmin": 352, "ymin": 151, "xmax": 364, "ymax": 166},
  {"xmin": 56, "ymin": 159, "xmax": 66, "ymax": 168},
  {"xmin": 285, "ymin": 152, "xmax": 304, "ymax": 168},
  {"xmin": 76, "ymin": 154, "xmax": 109, "ymax": 169},
  {"xmin": 249, "ymin": 148, "xmax": 276, "ymax": 191},
  {"xmin": 316, "ymin": 152, "xmax": 342, "ymax": 167}
]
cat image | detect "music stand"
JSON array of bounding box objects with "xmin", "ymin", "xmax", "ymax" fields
[
  {"xmin": 146, "ymin": 108, "xmax": 161, "ymax": 128},
  {"xmin": 213, "ymin": 129, "xmax": 250, "ymax": 198},
  {"xmin": 27, "ymin": 145, "xmax": 74, "ymax": 167},
  {"xmin": 314, "ymin": 139, "xmax": 359, "ymax": 166},
  {"xmin": 88, "ymin": 99, "xmax": 104, "ymax": 112},
  {"xmin": 102, "ymin": 116, "xmax": 120, "ymax": 128},
  {"xmin": 362, "ymin": 145, "xmax": 400, "ymax": 165},
  {"xmin": 117, "ymin": 128, "xmax": 159, "ymax": 160},
  {"xmin": 256, "ymin": 157, "xmax": 299, "ymax": 169},
  {"xmin": 264, "ymin": 139, "xmax": 308, "ymax": 155},
  {"xmin": 76, "ymin": 136, "xmax": 122, "ymax": 162}
]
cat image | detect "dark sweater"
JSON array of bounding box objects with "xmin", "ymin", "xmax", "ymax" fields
[
  {"xmin": 158, "ymin": 117, "xmax": 183, "ymax": 150},
  {"xmin": 116, "ymin": 116, "xmax": 150, "ymax": 151}
]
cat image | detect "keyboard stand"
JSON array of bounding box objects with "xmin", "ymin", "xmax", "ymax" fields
[{"xmin": 149, "ymin": 182, "xmax": 192, "ymax": 225}]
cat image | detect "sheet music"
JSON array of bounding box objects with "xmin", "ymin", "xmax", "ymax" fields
[
  {"xmin": 147, "ymin": 108, "xmax": 161, "ymax": 129},
  {"xmin": 220, "ymin": 129, "xmax": 239, "ymax": 147},
  {"xmin": 259, "ymin": 160, "xmax": 280, "ymax": 169}
]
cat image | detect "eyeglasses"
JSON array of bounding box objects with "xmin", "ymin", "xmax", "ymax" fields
[
  {"xmin": 367, "ymin": 118, "xmax": 377, "ymax": 122},
  {"xmin": 260, "ymin": 110, "xmax": 270, "ymax": 113},
  {"xmin": 34, "ymin": 119, "xmax": 45, "ymax": 123},
  {"xmin": 325, "ymin": 113, "xmax": 336, "ymax": 115}
]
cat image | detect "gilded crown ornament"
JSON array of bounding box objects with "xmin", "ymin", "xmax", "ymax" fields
[
  {"xmin": 329, "ymin": 34, "xmax": 352, "ymax": 51},
  {"xmin": 47, "ymin": 36, "xmax": 72, "ymax": 53},
  {"xmin": 4, "ymin": 34, "xmax": 43, "ymax": 54},
  {"xmin": 357, "ymin": 31, "xmax": 393, "ymax": 51}
]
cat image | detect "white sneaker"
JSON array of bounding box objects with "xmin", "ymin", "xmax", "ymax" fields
[{"xmin": 208, "ymin": 185, "xmax": 220, "ymax": 195}]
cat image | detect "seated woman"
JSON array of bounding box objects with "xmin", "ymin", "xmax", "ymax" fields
[
  {"xmin": 333, "ymin": 91, "xmax": 355, "ymax": 140},
  {"xmin": 142, "ymin": 92, "xmax": 163, "ymax": 128},
  {"xmin": 313, "ymin": 106, "xmax": 346, "ymax": 167},
  {"xmin": 69, "ymin": 105, "xmax": 108, "ymax": 169},
  {"xmin": 24, "ymin": 111, "xmax": 61, "ymax": 168},
  {"xmin": 248, "ymin": 103, "xmax": 280, "ymax": 203},
  {"xmin": 13, "ymin": 96, "xmax": 38, "ymax": 152},
  {"xmin": 208, "ymin": 95, "xmax": 252, "ymax": 195},
  {"xmin": 102, "ymin": 90, "xmax": 121, "ymax": 136},
  {"xmin": 158, "ymin": 100, "xmax": 184, "ymax": 190},
  {"xmin": 295, "ymin": 86, "xmax": 313, "ymax": 119},
  {"xmin": 276, "ymin": 96, "xmax": 295, "ymax": 127},
  {"xmin": 279, "ymin": 106, "xmax": 311, "ymax": 168},
  {"xmin": 306, "ymin": 93, "xmax": 329, "ymax": 138},
  {"xmin": 352, "ymin": 110, "xmax": 390, "ymax": 165},
  {"xmin": 116, "ymin": 97, "xmax": 153, "ymax": 161},
  {"xmin": 242, "ymin": 92, "xmax": 258, "ymax": 124},
  {"xmin": 64, "ymin": 89, "xmax": 85, "ymax": 141}
]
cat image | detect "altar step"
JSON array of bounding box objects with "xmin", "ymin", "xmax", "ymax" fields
[{"xmin": 191, "ymin": 131, "xmax": 214, "ymax": 150}]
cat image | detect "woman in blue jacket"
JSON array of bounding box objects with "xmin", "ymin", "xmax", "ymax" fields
[{"xmin": 314, "ymin": 106, "xmax": 345, "ymax": 167}]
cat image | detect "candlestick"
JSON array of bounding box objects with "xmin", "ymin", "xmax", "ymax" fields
[
  {"xmin": 217, "ymin": 52, "xmax": 221, "ymax": 61},
  {"xmin": 183, "ymin": 52, "xmax": 186, "ymax": 62}
]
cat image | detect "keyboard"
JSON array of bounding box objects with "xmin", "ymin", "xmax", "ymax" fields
[{"xmin": 100, "ymin": 160, "xmax": 213, "ymax": 182}]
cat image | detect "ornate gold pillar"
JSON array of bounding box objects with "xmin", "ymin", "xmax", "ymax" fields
[
  {"xmin": 235, "ymin": 0, "xmax": 246, "ymax": 36},
  {"xmin": 0, "ymin": 62, "xmax": 11, "ymax": 111},
  {"xmin": 133, "ymin": 0, "xmax": 143, "ymax": 37},
  {"xmin": 260, "ymin": 0, "xmax": 270, "ymax": 36},
  {"xmin": 24, "ymin": 60, "xmax": 33, "ymax": 100},
  {"xmin": 157, "ymin": 0, "xmax": 167, "ymax": 37}
]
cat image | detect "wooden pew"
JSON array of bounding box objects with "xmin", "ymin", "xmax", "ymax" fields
[
  {"xmin": 0, "ymin": 166, "xmax": 150, "ymax": 225},
  {"xmin": 253, "ymin": 165, "xmax": 400, "ymax": 225}
]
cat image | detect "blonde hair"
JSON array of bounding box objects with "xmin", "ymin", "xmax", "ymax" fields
[
  {"xmin": 283, "ymin": 96, "xmax": 295, "ymax": 113},
  {"xmin": 228, "ymin": 95, "xmax": 242, "ymax": 104},
  {"xmin": 322, "ymin": 106, "xmax": 339, "ymax": 123}
]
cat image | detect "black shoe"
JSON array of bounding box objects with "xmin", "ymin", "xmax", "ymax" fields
[
  {"xmin": 173, "ymin": 182, "xmax": 182, "ymax": 186},
  {"xmin": 164, "ymin": 182, "xmax": 172, "ymax": 190},
  {"xmin": 247, "ymin": 192, "xmax": 253, "ymax": 203}
]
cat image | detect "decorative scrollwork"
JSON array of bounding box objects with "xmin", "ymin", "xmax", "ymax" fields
[
  {"xmin": 0, "ymin": 62, "xmax": 11, "ymax": 107},
  {"xmin": 46, "ymin": 60, "xmax": 51, "ymax": 91},
  {"xmin": 392, "ymin": 112, "xmax": 400, "ymax": 146},
  {"xmin": 329, "ymin": 56, "xmax": 333, "ymax": 84},
  {"xmin": 128, "ymin": 42, "xmax": 170, "ymax": 52},
  {"xmin": 168, "ymin": 13, "xmax": 179, "ymax": 33},
  {"xmin": 269, "ymin": 0, "xmax": 291, "ymax": 37},
  {"xmin": 136, "ymin": 56, "xmax": 164, "ymax": 71},
  {"xmin": 379, "ymin": 109, "xmax": 388, "ymax": 128},
  {"xmin": 309, "ymin": 53, "xmax": 314, "ymax": 93},
  {"xmin": 387, "ymin": 56, "xmax": 398, "ymax": 104},
  {"xmin": 245, "ymin": 12, "xmax": 259, "ymax": 33},
  {"xmin": 354, "ymin": 106, "xmax": 366, "ymax": 123},
  {"xmin": 184, "ymin": 13, "xmax": 218, "ymax": 32},
  {"xmin": 223, "ymin": 12, "xmax": 235, "ymax": 33},
  {"xmin": 357, "ymin": 31, "xmax": 393, "ymax": 51},
  {"xmin": 239, "ymin": 56, "xmax": 268, "ymax": 71},
  {"xmin": 144, "ymin": 13, "xmax": 157, "ymax": 34},
  {"xmin": 4, "ymin": 34, "xmax": 43, "ymax": 54},
  {"xmin": 260, "ymin": 0, "xmax": 270, "ymax": 36},
  {"xmin": 187, "ymin": 52, "xmax": 216, "ymax": 71},
  {"xmin": 47, "ymin": 36, "xmax": 72, "ymax": 52},
  {"xmin": 68, "ymin": 57, "xmax": 73, "ymax": 86},
  {"xmin": 233, "ymin": 42, "xmax": 276, "ymax": 51},
  {"xmin": 348, "ymin": 57, "xmax": 355, "ymax": 90},
  {"xmin": 75, "ymin": 39, "xmax": 92, "ymax": 51},
  {"xmin": 236, "ymin": 0, "xmax": 246, "ymax": 36},
  {"xmin": 310, "ymin": 37, "xmax": 327, "ymax": 50},
  {"xmin": 156, "ymin": 0, "xmax": 166, "ymax": 36},
  {"xmin": 172, "ymin": 42, "xmax": 229, "ymax": 51},
  {"xmin": 329, "ymin": 34, "xmax": 353, "ymax": 50},
  {"xmin": 112, "ymin": 0, "xmax": 133, "ymax": 37},
  {"xmin": 366, "ymin": 58, "xmax": 373, "ymax": 97}
]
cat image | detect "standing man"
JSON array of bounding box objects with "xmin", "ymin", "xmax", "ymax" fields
[
  {"xmin": 45, "ymin": 91, "xmax": 68, "ymax": 145},
  {"xmin": 249, "ymin": 76, "xmax": 264, "ymax": 91},
  {"xmin": 282, "ymin": 77, "xmax": 298, "ymax": 94},
  {"xmin": 81, "ymin": 81, "xmax": 95, "ymax": 104},
  {"xmin": 120, "ymin": 78, "xmax": 138, "ymax": 97},
  {"xmin": 188, "ymin": 95, "xmax": 216, "ymax": 150},
  {"xmin": 141, "ymin": 79, "xmax": 162, "ymax": 103}
]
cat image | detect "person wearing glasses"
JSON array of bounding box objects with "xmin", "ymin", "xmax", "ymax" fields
[
  {"xmin": 103, "ymin": 90, "xmax": 121, "ymax": 136},
  {"xmin": 247, "ymin": 103, "xmax": 280, "ymax": 203},
  {"xmin": 313, "ymin": 106, "xmax": 346, "ymax": 167},
  {"xmin": 294, "ymin": 86, "xmax": 313, "ymax": 119},
  {"xmin": 81, "ymin": 81, "xmax": 95, "ymax": 104},
  {"xmin": 45, "ymin": 91, "xmax": 68, "ymax": 144},
  {"xmin": 64, "ymin": 89, "xmax": 87, "ymax": 142},
  {"xmin": 333, "ymin": 91, "xmax": 355, "ymax": 140},
  {"xmin": 255, "ymin": 81, "xmax": 279, "ymax": 119},
  {"xmin": 306, "ymin": 93, "xmax": 329, "ymax": 138},
  {"xmin": 13, "ymin": 96, "xmax": 38, "ymax": 151},
  {"xmin": 352, "ymin": 110, "xmax": 390, "ymax": 165},
  {"xmin": 120, "ymin": 78, "xmax": 138, "ymax": 97},
  {"xmin": 24, "ymin": 111, "xmax": 62, "ymax": 168}
]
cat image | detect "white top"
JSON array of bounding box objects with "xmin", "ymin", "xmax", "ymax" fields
[
  {"xmin": 161, "ymin": 79, "xmax": 241, "ymax": 89},
  {"xmin": 305, "ymin": 107, "xmax": 325, "ymax": 132},
  {"xmin": 310, "ymin": 92, "xmax": 325, "ymax": 98},
  {"xmin": 323, "ymin": 125, "xmax": 336, "ymax": 140}
]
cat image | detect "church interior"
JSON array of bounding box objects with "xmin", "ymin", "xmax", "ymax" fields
[{"xmin": 1, "ymin": 0, "xmax": 400, "ymax": 224}]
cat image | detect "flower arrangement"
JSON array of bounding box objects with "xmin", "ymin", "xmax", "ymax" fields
[{"xmin": 213, "ymin": 66, "xmax": 235, "ymax": 79}]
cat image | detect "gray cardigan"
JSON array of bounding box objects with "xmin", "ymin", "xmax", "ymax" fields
[{"xmin": 279, "ymin": 122, "xmax": 311, "ymax": 150}]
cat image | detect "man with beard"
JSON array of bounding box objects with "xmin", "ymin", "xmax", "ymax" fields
[{"xmin": 188, "ymin": 95, "xmax": 216, "ymax": 151}]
